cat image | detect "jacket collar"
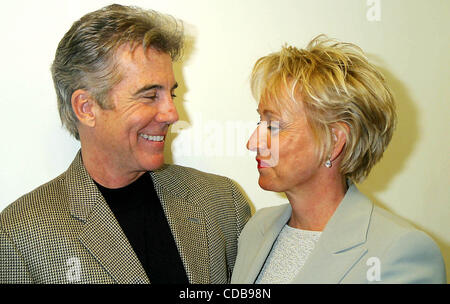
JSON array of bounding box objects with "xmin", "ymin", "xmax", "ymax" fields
[
  {"xmin": 243, "ymin": 204, "xmax": 291, "ymax": 283},
  {"xmin": 292, "ymin": 184, "xmax": 373, "ymax": 283},
  {"xmin": 150, "ymin": 165, "xmax": 211, "ymax": 283},
  {"xmin": 65, "ymin": 152, "xmax": 191, "ymax": 221},
  {"xmin": 250, "ymin": 184, "xmax": 373, "ymax": 283},
  {"xmin": 65, "ymin": 151, "xmax": 210, "ymax": 283},
  {"xmin": 319, "ymin": 184, "xmax": 373, "ymax": 253},
  {"xmin": 65, "ymin": 151, "xmax": 150, "ymax": 283}
]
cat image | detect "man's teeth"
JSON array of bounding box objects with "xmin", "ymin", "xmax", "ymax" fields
[{"xmin": 139, "ymin": 134, "xmax": 164, "ymax": 142}]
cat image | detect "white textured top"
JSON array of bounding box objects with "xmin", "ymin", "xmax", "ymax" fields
[{"xmin": 256, "ymin": 224, "xmax": 322, "ymax": 284}]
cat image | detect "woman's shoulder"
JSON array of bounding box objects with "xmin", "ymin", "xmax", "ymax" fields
[
  {"xmin": 372, "ymin": 204, "xmax": 415, "ymax": 229},
  {"xmin": 367, "ymin": 205, "xmax": 446, "ymax": 283},
  {"xmin": 251, "ymin": 203, "xmax": 291, "ymax": 223},
  {"xmin": 369, "ymin": 204, "xmax": 423, "ymax": 240},
  {"xmin": 240, "ymin": 203, "xmax": 291, "ymax": 235},
  {"xmin": 368, "ymin": 204, "xmax": 444, "ymax": 263},
  {"xmin": 348, "ymin": 185, "xmax": 427, "ymax": 242}
]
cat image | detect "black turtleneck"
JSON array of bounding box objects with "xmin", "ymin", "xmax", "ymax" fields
[{"xmin": 94, "ymin": 172, "xmax": 188, "ymax": 283}]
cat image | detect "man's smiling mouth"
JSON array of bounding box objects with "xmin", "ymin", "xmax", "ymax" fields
[{"xmin": 139, "ymin": 133, "xmax": 165, "ymax": 142}]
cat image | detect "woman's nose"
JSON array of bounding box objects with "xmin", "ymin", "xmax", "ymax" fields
[
  {"xmin": 247, "ymin": 124, "xmax": 268, "ymax": 154},
  {"xmin": 246, "ymin": 127, "xmax": 259, "ymax": 152}
]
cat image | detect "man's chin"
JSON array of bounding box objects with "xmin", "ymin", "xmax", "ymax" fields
[{"xmin": 139, "ymin": 155, "xmax": 165, "ymax": 172}]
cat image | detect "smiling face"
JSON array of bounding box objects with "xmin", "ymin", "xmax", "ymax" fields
[
  {"xmin": 90, "ymin": 45, "xmax": 179, "ymax": 177},
  {"xmin": 247, "ymin": 96, "xmax": 323, "ymax": 194}
]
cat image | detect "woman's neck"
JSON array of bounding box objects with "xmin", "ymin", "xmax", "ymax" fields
[{"xmin": 285, "ymin": 175, "xmax": 347, "ymax": 231}]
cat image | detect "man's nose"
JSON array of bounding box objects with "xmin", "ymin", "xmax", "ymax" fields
[{"xmin": 156, "ymin": 98, "xmax": 179, "ymax": 125}]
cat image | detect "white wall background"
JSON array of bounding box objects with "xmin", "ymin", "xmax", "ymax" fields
[{"xmin": 0, "ymin": 0, "xmax": 449, "ymax": 281}]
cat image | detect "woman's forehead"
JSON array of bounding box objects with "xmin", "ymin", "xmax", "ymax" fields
[{"xmin": 258, "ymin": 92, "xmax": 304, "ymax": 121}]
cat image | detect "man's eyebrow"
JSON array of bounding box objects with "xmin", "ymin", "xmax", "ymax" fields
[
  {"xmin": 133, "ymin": 82, "xmax": 178, "ymax": 96},
  {"xmin": 133, "ymin": 84, "xmax": 162, "ymax": 96}
]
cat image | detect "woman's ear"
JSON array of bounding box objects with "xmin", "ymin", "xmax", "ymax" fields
[
  {"xmin": 330, "ymin": 122, "xmax": 349, "ymax": 162},
  {"xmin": 71, "ymin": 89, "xmax": 96, "ymax": 128}
]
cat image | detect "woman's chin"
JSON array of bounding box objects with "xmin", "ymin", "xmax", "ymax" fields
[{"xmin": 258, "ymin": 178, "xmax": 279, "ymax": 192}]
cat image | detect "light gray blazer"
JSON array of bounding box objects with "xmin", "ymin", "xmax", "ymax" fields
[
  {"xmin": 1, "ymin": 151, "xmax": 251, "ymax": 284},
  {"xmin": 231, "ymin": 185, "xmax": 446, "ymax": 284}
]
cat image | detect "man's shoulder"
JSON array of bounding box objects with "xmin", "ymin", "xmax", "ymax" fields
[
  {"xmin": 151, "ymin": 164, "xmax": 246, "ymax": 208},
  {"xmin": 0, "ymin": 172, "xmax": 68, "ymax": 229},
  {"xmin": 153, "ymin": 164, "xmax": 233, "ymax": 187}
]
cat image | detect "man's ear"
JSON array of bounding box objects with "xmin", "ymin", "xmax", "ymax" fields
[
  {"xmin": 330, "ymin": 122, "xmax": 349, "ymax": 162},
  {"xmin": 71, "ymin": 89, "xmax": 96, "ymax": 128}
]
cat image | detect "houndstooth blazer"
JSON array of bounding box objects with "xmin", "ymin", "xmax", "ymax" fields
[{"xmin": 0, "ymin": 151, "xmax": 251, "ymax": 284}]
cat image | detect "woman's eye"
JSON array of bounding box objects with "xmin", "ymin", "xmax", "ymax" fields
[
  {"xmin": 257, "ymin": 121, "xmax": 280, "ymax": 132},
  {"xmin": 269, "ymin": 121, "xmax": 280, "ymax": 132}
]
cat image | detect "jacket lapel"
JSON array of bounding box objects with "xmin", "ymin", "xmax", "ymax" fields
[
  {"xmin": 150, "ymin": 166, "xmax": 210, "ymax": 283},
  {"xmin": 244, "ymin": 185, "xmax": 373, "ymax": 284},
  {"xmin": 292, "ymin": 185, "xmax": 373, "ymax": 283},
  {"xmin": 244, "ymin": 205, "xmax": 292, "ymax": 283},
  {"xmin": 67, "ymin": 151, "xmax": 150, "ymax": 284}
]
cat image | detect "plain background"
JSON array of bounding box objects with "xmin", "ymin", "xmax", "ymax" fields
[{"xmin": 0, "ymin": 0, "xmax": 448, "ymax": 282}]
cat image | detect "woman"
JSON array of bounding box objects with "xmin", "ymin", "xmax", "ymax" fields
[{"xmin": 231, "ymin": 36, "xmax": 446, "ymax": 283}]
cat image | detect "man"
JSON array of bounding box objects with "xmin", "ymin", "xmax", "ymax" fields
[{"xmin": 0, "ymin": 4, "xmax": 251, "ymax": 284}]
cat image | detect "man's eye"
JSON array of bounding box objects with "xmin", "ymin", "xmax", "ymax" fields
[
  {"xmin": 171, "ymin": 94, "xmax": 177, "ymax": 98},
  {"xmin": 143, "ymin": 95, "xmax": 157, "ymax": 100}
]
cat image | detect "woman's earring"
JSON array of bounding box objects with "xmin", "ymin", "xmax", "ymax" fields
[{"xmin": 325, "ymin": 159, "xmax": 332, "ymax": 168}]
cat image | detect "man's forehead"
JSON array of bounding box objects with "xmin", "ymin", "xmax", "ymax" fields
[
  {"xmin": 114, "ymin": 42, "xmax": 171, "ymax": 63},
  {"xmin": 112, "ymin": 43, "xmax": 175, "ymax": 84}
]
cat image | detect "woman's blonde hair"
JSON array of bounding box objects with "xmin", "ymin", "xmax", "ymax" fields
[{"xmin": 251, "ymin": 35, "xmax": 397, "ymax": 183}]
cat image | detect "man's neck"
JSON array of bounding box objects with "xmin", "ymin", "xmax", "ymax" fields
[{"xmin": 80, "ymin": 145, "xmax": 145, "ymax": 189}]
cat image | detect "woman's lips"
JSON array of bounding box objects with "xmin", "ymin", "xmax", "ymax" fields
[{"xmin": 257, "ymin": 159, "xmax": 271, "ymax": 169}]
